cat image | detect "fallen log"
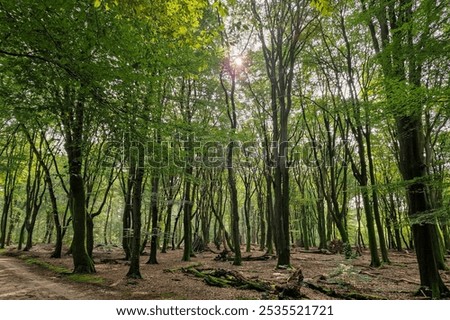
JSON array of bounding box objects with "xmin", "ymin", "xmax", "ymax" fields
[{"xmin": 183, "ymin": 266, "xmax": 305, "ymax": 299}]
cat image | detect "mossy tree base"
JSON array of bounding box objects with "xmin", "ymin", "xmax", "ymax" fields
[{"xmin": 73, "ymin": 263, "xmax": 96, "ymax": 274}]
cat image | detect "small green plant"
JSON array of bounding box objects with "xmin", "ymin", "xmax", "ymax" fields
[
  {"xmin": 329, "ymin": 263, "xmax": 355, "ymax": 278},
  {"xmin": 344, "ymin": 243, "xmax": 358, "ymax": 259}
]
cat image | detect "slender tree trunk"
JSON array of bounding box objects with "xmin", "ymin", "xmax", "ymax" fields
[
  {"xmin": 172, "ymin": 202, "xmax": 183, "ymax": 251},
  {"xmin": 126, "ymin": 146, "xmax": 144, "ymax": 279},
  {"xmin": 122, "ymin": 171, "xmax": 133, "ymax": 260},
  {"xmin": 103, "ymin": 193, "xmax": 113, "ymax": 245},
  {"xmin": 182, "ymin": 170, "xmax": 193, "ymax": 261},
  {"xmin": 161, "ymin": 200, "xmax": 173, "ymax": 254},
  {"xmin": 161, "ymin": 176, "xmax": 177, "ymax": 253},
  {"xmin": 255, "ymin": 179, "xmax": 266, "ymax": 251},
  {"xmin": 220, "ymin": 59, "xmax": 241, "ymax": 265},
  {"xmin": 316, "ymin": 178, "xmax": 327, "ymax": 250},
  {"xmin": 227, "ymin": 142, "xmax": 241, "ymax": 265},
  {"xmin": 264, "ymin": 172, "xmax": 274, "ymax": 255},
  {"xmin": 0, "ymin": 153, "xmax": 16, "ymax": 249},
  {"xmin": 147, "ymin": 173, "xmax": 160, "ymax": 264},
  {"xmin": 366, "ymin": 132, "xmax": 390, "ymax": 263},
  {"xmin": 22, "ymin": 126, "xmax": 63, "ymax": 258},
  {"xmin": 243, "ymin": 179, "xmax": 252, "ymax": 253}
]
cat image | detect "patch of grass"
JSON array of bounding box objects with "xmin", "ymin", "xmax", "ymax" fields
[
  {"xmin": 67, "ymin": 274, "xmax": 104, "ymax": 284},
  {"xmin": 0, "ymin": 248, "xmax": 6, "ymax": 255},
  {"xmin": 24, "ymin": 257, "xmax": 71, "ymax": 274},
  {"xmin": 24, "ymin": 257, "xmax": 104, "ymax": 284}
]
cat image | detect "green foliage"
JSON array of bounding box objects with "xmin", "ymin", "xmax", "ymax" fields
[{"xmin": 310, "ymin": 0, "xmax": 333, "ymax": 15}]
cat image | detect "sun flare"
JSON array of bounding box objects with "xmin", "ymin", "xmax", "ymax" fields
[{"xmin": 234, "ymin": 56, "xmax": 244, "ymax": 67}]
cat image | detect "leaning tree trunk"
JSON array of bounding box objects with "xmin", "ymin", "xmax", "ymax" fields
[{"xmin": 22, "ymin": 126, "xmax": 63, "ymax": 258}]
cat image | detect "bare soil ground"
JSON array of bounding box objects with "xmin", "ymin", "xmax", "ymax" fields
[{"xmin": 1, "ymin": 244, "xmax": 449, "ymax": 300}]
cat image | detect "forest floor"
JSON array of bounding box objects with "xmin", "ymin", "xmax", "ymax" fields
[{"xmin": 1, "ymin": 244, "xmax": 449, "ymax": 300}]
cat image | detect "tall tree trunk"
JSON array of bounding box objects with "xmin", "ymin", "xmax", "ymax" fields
[
  {"xmin": 65, "ymin": 100, "xmax": 95, "ymax": 274},
  {"xmin": 316, "ymin": 177, "xmax": 327, "ymax": 250},
  {"xmin": 147, "ymin": 173, "xmax": 160, "ymax": 264},
  {"xmin": 126, "ymin": 146, "xmax": 144, "ymax": 279},
  {"xmin": 103, "ymin": 192, "xmax": 113, "ymax": 245},
  {"xmin": 366, "ymin": 130, "xmax": 390, "ymax": 263},
  {"xmin": 161, "ymin": 197, "xmax": 173, "ymax": 254},
  {"xmin": 264, "ymin": 172, "xmax": 274, "ymax": 254},
  {"xmin": 0, "ymin": 148, "xmax": 17, "ymax": 249},
  {"xmin": 227, "ymin": 142, "xmax": 241, "ymax": 265},
  {"xmin": 397, "ymin": 114, "xmax": 448, "ymax": 298},
  {"xmin": 220, "ymin": 58, "xmax": 242, "ymax": 265},
  {"xmin": 255, "ymin": 178, "xmax": 266, "ymax": 251},
  {"xmin": 161, "ymin": 176, "xmax": 177, "ymax": 253},
  {"xmin": 182, "ymin": 169, "xmax": 193, "ymax": 261},
  {"xmin": 122, "ymin": 170, "xmax": 133, "ymax": 260}
]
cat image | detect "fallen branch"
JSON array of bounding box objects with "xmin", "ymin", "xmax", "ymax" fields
[
  {"xmin": 296, "ymin": 249, "xmax": 332, "ymax": 255},
  {"xmin": 163, "ymin": 263, "xmax": 202, "ymax": 274},
  {"xmin": 303, "ymin": 281, "xmax": 385, "ymax": 300},
  {"xmin": 359, "ymin": 271, "xmax": 419, "ymax": 286},
  {"xmin": 213, "ymin": 249, "xmax": 275, "ymax": 262}
]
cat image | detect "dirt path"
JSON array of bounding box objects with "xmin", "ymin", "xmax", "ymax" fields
[{"xmin": 0, "ymin": 255, "xmax": 102, "ymax": 299}]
